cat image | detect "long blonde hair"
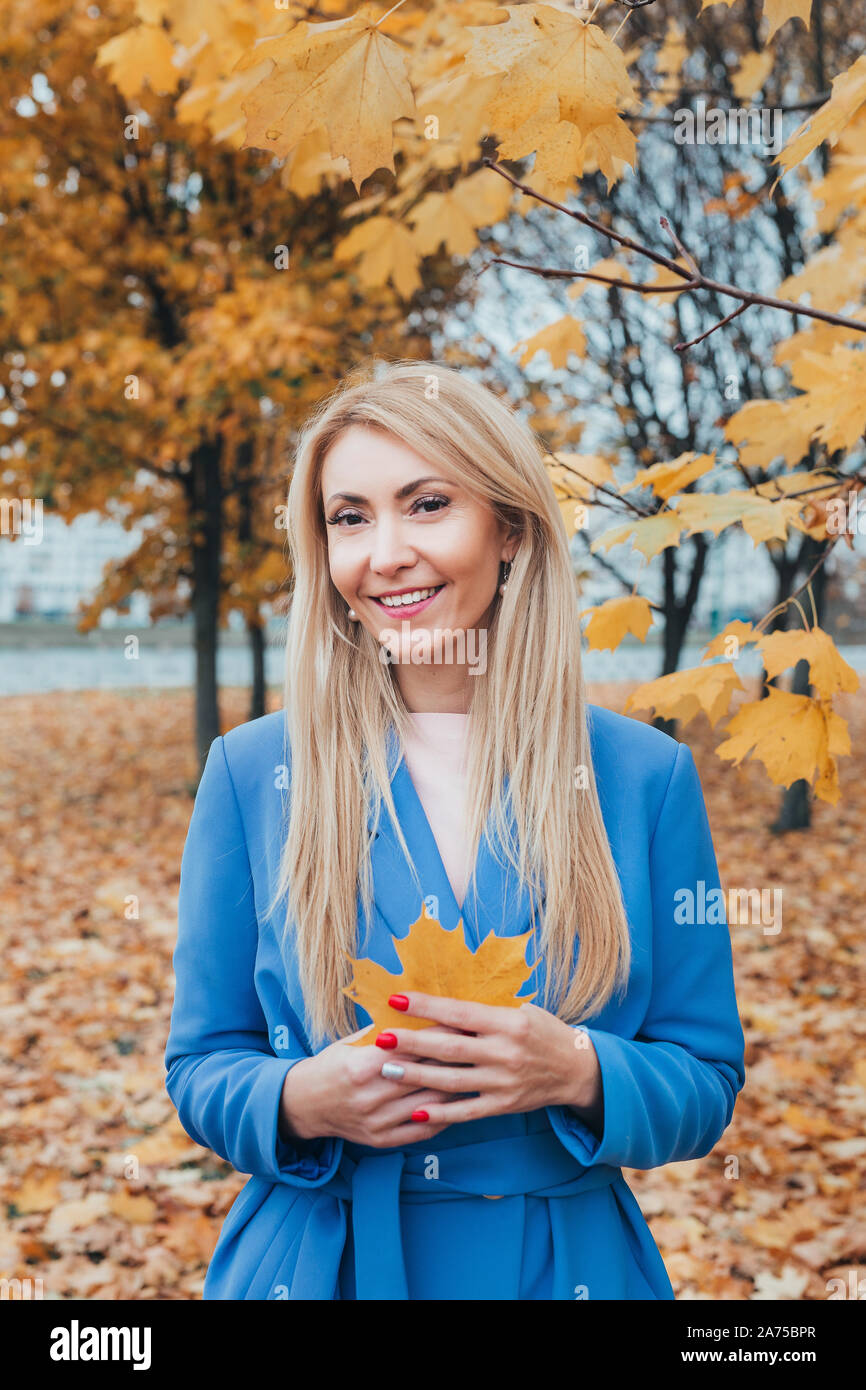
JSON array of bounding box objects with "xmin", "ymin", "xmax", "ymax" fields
[{"xmin": 267, "ymin": 359, "xmax": 631, "ymax": 1048}]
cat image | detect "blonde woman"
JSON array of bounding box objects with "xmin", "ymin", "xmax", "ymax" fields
[{"xmin": 165, "ymin": 360, "xmax": 746, "ymax": 1300}]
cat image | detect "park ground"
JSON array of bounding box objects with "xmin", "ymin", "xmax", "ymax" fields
[{"xmin": 0, "ymin": 680, "xmax": 863, "ymax": 1299}]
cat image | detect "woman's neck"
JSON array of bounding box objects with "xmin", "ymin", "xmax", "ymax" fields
[{"xmin": 394, "ymin": 667, "xmax": 473, "ymax": 715}]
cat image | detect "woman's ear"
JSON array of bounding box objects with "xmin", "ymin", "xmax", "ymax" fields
[
  {"xmin": 503, "ymin": 528, "xmax": 522, "ymax": 564},
  {"xmin": 496, "ymin": 506, "xmax": 523, "ymax": 565}
]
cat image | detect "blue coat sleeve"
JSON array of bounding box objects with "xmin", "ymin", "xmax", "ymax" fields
[
  {"xmin": 165, "ymin": 735, "xmax": 343, "ymax": 1187},
  {"xmin": 547, "ymin": 741, "xmax": 746, "ymax": 1170}
]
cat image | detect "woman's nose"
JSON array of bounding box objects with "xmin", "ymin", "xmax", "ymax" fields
[{"xmin": 368, "ymin": 517, "xmax": 417, "ymax": 574}]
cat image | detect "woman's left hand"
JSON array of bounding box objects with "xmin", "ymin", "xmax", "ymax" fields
[{"xmin": 375, "ymin": 993, "xmax": 603, "ymax": 1126}]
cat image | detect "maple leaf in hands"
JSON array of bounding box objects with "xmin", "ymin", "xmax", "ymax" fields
[{"xmin": 342, "ymin": 902, "xmax": 536, "ymax": 1045}]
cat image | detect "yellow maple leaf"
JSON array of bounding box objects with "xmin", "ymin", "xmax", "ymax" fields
[
  {"xmin": 545, "ymin": 452, "xmax": 615, "ymax": 534},
  {"xmin": 715, "ymin": 688, "xmax": 851, "ymax": 803},
  {"xmin": 651, "ymin": 18, "xmax": 689, "ymax": 105},
  {"xmin": 724, "ymin": 395, "xmax": 817, "ymax": 470},
  {"xmin": 530, "ymin": 113, "xmax": 636, "ymax": 190},
  {"xmin": 342, "ymin": 902, "xmax": 536, "ymax": 1045},
  {"xmin": 699, "ymin": 0, "xmax": 810, "ymax": 43},
  {"xmin": 756, "ymin": 627, "xmax": 860, "ymax": 702},
  {"xmin": 335, "ymin": 216, "xmax": 422, "ymax": 299},
  {"xmin": 764, "ymin": 0, "xmax": 812, "ymax": 41},
  {"xmin": 95, "ymin": 24, "xmax": 182, "ymax": 97},
  {"xmin": 624, "ymin": 452, "xmax": 716, "ymax": 501},
  {"xmin": 591, "ymin": 510, "xmax": 684, "ymax": 561},
  {"xmin": 625, "ymin": 663, "xmax": 745, "ymax": 728},
  {"xmin": 772, "ymin": 223, "xmax": 866, "ymax": 315},
  {"xmin": 581, "ymin": 595, "xmax": 654, "ymax": 651},
  {"xmin": 731, "ymin": 50, "xmax": 775, "ymax": 101},
  {"xmin": 673, "ymin": 490, "xmax": 807, "ymax": 546},
  {"xmin": 408, "ymin": 167, "xmax": 514, "ymax": 257},
  {"xmin": 464, "ymin": 5, "xmax": 634, "ymax": 139},
  {"xmin": 544, "ymin": 452, "xmax": 616, "ymax": 497},
  {"xmin": 789, "ymin": 346, "xmax": 866, "ymax": 452},
  {"xmin": 797, "ymin": 479, "xmax": 863, "ymax": 547},
  {"xmin": 514, "ymin": 315, "xmax": 586, "ymax": 368},
  {"xmin": 775, "ymin": 52, "xmax": 866, "ymax": 175},
  {"xmin": 238, "ymin": 6, "xmax": 416, "ymax": 192},
  {"xmin": 754, "ymin": 469, "xmax": 840, "ymax": 499},
  {"xmin": 701, "ymin": 619, "xmax": 761, "ymax": 661}
]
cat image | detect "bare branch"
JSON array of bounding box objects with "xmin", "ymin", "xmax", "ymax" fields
[{"xmin": 482, "ymin": 159, "xmax": 866, "ymax": 343}]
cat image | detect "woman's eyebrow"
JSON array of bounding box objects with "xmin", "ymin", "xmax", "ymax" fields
[{"xmin": 325, "ymin": 476, "xmax": 452, "ymax": 507}]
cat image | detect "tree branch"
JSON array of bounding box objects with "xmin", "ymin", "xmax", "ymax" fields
[{"xmin": 481, "ymin": 159, "xmax": 866, "ymax": 345}]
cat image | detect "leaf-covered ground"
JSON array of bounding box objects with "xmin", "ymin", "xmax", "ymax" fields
[{"xmin": 0, "ymin": 681, "xmax": 863, "ymax": 1300}]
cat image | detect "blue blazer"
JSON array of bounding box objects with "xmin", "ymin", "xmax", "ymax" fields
[{"xmin": 165, "ymin": 703, "xmax": 746, "ymax": 1300}]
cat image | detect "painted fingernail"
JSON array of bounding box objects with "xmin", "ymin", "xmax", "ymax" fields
[
  {"xmin": 410, "ymin": 1109, "xmax": 429, "ymax": 1122},
  {"xmin": 389, "ymin": 994, "xmax": 409, "ymax": 1011},
  {"xmin": 375, "ymin": 1032, "xmax": 398, "ymax": 1049},
  {"xmin": 381, "ymin": 1062, "xmax": 405, "ymax": 1080}
]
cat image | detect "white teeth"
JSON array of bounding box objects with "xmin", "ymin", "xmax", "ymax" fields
[{"xmin": 379, "ymin": 586, "xmax": 440, "ymax": 608}]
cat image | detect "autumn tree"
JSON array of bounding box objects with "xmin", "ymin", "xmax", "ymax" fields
[{"xmin": 0, "ymin": 0, "xmax": 464, "ymax": 771}]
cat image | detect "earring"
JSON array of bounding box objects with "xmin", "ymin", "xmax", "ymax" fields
[
  {"xmin": 348, "ymin": 608, "xmax": 357, "ymax": 620},
  {"xmin": 498, "ymin": 560, "xmax": 512, "ymax": 596}
]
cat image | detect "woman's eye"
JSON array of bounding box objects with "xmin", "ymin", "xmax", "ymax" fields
[
  {"xmin": 412, "ymin": 495, "xmax": 450, "ymax": 515},
  {"xmin": 327, "ymin": 495, "xmax": 450, "ymax": 527}
]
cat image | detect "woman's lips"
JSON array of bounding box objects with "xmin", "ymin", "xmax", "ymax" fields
[{"xmin": 369, "ymin": 584, "xmax": 445, "ymax": 618}]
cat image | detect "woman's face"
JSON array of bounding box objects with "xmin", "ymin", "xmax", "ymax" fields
[{"xmin": 321, "ymin": 425, "xmax": 517, "ymax": 653}]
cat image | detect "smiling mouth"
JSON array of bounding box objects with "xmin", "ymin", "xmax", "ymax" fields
[{"xmin": 369, "ymin": 584, "xmax": 445, "ymax": 615}]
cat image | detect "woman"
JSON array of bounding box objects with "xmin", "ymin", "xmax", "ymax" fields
[{"xmin": 165, "ymin": 359, "xmax": 746, "ymax": 1300}]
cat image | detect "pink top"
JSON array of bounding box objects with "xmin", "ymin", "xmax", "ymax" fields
[{"xmin": 401, "ymin": 712, "xmax": 472, "ymax": 911}]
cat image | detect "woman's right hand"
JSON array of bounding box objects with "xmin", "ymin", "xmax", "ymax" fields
[{"xmin": 279, "ymin": 1024, "xmax": 464, "ymax": 1149}]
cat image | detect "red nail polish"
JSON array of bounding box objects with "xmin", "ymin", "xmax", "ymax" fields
[
  {"xmin": 375, "ymin": 1032, "xmax": 398, "ymax": 1049},
  {"xmin": 388, "ymin": 994, "xmax": 409, "ymax": 1011},
  {"xmin": 411, "ymin": 1109, "xmax": 429, "ymax": 1122}
]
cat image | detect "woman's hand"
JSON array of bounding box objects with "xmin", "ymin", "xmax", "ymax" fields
[
  {"xmin": 372, "ymin": 994, "xmax": 604, "ymax": 1129},
  {"xmin": 278, "ymin": 1023, "xmax": 466, "ymax": 1149}
]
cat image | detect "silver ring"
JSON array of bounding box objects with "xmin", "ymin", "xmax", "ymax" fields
[{"xmin": 381, "ymin": 1062, "xmax": 405, "ymax": 1080}]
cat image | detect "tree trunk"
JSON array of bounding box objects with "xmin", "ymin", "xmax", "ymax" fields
[
  {"xmin": 651, "ymin": 536, "xmax": 708, "ymax": 741},
  {"xmin": 189, "ymin": 438, "xmax": 223, "ymax": 776},
  {"xmin": 771, "ymin": 656, "xmax": 813, "ymax": 832},
  {"xmin": 759, "ymin": 541, "xmax": 799, "ymax": 700},
  {"xmin": 234, "ymin": 436, "xmax": 266, "ymax": 722},
  {"xmin": 771, "ymin": 538, "xmax": 829, "ymax": 834},
  {"xmin": 248, "ymin": 618, "xmax": 266, "ymax": 721}
]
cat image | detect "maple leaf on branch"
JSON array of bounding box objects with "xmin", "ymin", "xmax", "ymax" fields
[
  {"xmin": 701, "ymin": 619, "xmax": 762, "ymax": 661},
  {"xmin": 755, "ymin": 628, "xmax": 860, "ymax": 704},
  {"xmin": 624, "ymin": 451, "xmax": 716, "ymax": 501},
  {"xmin": 342, "ymin": 902, "xmax": 536, "ymax": 1045},
  {"xmin": 773, "ymin": 51, "xmax": 866, "ymax": 176},
  {"xmin": 625, "ymin": 663, "xmax": 746, "ymax": 730},
  {"xmin": 715, "ymin": 687, "xmax": 852, "ymax": 806},
  {"xmin": 236, "ymin": 4, "xmax": 416, "ymax": 192},
  {"xmin": 581, "ymin": 595, "xmax": 656, "ymax": 651}
]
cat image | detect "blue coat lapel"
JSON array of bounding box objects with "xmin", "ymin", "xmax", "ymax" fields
[{"xmin": 363, "ymin": 725, "xmax": 541, "ymax": 999}]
